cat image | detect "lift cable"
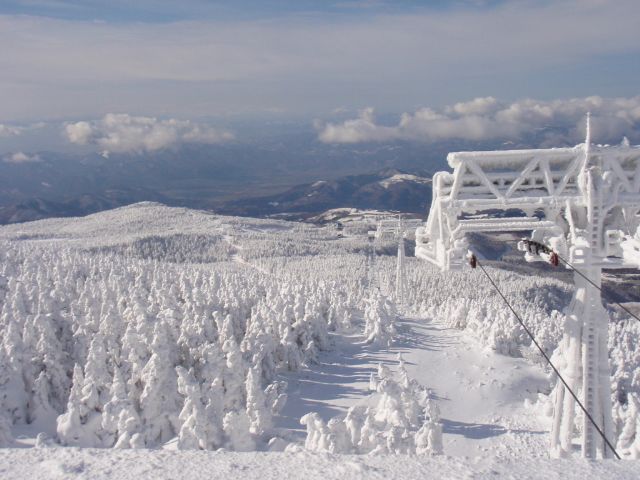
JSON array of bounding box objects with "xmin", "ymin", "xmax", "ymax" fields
[
  {"xmin": 475, "ymin": 258, "xmax": 621, "ymax": 459},
  {"xmin": 520, "ymin": 239, "xmax": 640, "ymax": 324},
  {"xmin": 556, "ymin": 254, "xmax": 640, "ymax": 324}
]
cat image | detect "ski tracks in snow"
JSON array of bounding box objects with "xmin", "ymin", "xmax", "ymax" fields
[
  {"xmin": 224, "ymin": 233, "xmax": 276, "ymax": 278},
  {"xmin": 277, "ymin": 313, "xmax": 551, "ymax": 458}
]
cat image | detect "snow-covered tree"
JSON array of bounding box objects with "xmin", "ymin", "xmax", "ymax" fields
[
  {"xmin": 57, "ymin": 365, "xmax": 88, "ymax": 446},
  {"xmin": 139, "ymin": 321, "xmax": 180, "ymax": 447},
  {"xmin": 176, "ymin": 366, "xmax": 207, "ymax": 450},
  {"xmin": 300, "ymin": 358, "xmax": 443, "ymax": 455},
  {"xmin": 364, "ymin": 292, "xmax": 396, "ymax": 348},
  {"xmin": 223, "ymin": 411, "xmax": 255, "ymax": 451},
  {"xmin": 102, "ymin": 365, "xmax": 143, "ymax": 449}
]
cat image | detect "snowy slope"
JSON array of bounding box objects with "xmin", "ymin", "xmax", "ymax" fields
[
  {"xmin": 277, "ymin": 315, "xmax": 550, "ymax": 458},
  {"xmin": 0, "ymin": 202, "xmax": 639, "ymax": 477}
]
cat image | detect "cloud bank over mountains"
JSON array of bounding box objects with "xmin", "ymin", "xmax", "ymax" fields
[
  {"xmin": 317, "ymin": 96, "xmax": 640, "ymax": 145},
  {"xmin": 3, "ymin": 95, "xmax": 640, "ymax": 156},
  {"xmin": 64, "ymin": 114, "xmax": 234, "ymax": 154}
]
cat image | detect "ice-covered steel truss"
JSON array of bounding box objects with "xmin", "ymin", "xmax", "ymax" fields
[
  {"xmin": 373, "ymin": 217, "xmax": 422, "ymax": 240},
  {"xmin": 416, "ymin": 118, "xmax": 640, "ymax": 459},
  {"xmin": 370, "ymin": 216, "xmax": 414, "ymax": 304}
]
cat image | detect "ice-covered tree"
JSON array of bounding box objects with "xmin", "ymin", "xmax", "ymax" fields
[
  {"xmin": 139, "ymin": 321, "xmax": 180, "ymax": 447},
  {"xmin": 245, "ymin": 365, "xmax": 273, "ymax": 437},
  {"xmin": 364, "ymin": 292, "xmax": 396, "ymax": 348},
  {"xmin": 34, "ymin": 295, "xmax": 71, "ymax": 413},
  {"xmin": 102, "ymin": 365, "xmax": 143, "ymax": 449},
  {"xmin": 29, "ymin": 371, "xmax": 57, "ymax": 429},
  {"xmin": 176, "ymin": 366, "xmax": 207, "ymax": 450},
  {"xmin": 300, "ymin": 358, "xmax": 443, "ymax": 455},
  {"xmin": 223, "ymin": 411, "xmax": 255, "ymax": 451},
  {"xmin": 0, "ymin": 328, "xmax": 28, "ymax": 425},
  {"xmin": 57, "ymin": 365, "xmax": 88, "ymax": 446}
]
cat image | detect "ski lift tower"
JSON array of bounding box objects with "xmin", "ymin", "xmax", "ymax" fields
[
  {"xmin": 415, "ymin": 116, "xmax": 640, "ymax": 459},
  {"xmin": 371, "ymin": 215, "xmax": 411, "ymax": 304}
]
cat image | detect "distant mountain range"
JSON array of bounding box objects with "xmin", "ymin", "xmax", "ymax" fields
[
  {"xmin": 215, "ymin": 169, "xmax": 432, "ymax": 220},
  {"xmin": 1, "ymin": 132, "xmax": 541, "ymax": 225},
  {"xmin": 0, "ymin": 167, "xmax": 432, "ymax": 224},
  {"xmin": 0, "ymin": 138, "xmax": 445, "ymax": 224}
]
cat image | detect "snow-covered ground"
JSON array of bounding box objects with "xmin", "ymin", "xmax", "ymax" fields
[
  {"xmin": 277, "ymin": 315, "xmax": 549, "ymax": 458},
  {"xmin": 0, "ymin": 448, "xmax": 638, "ymax": 480},
  {"xmin": 0, "ymin": 202, "xmax": 638, "ymax": 478}
]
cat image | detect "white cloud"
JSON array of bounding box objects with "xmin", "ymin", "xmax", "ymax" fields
[
  {"xmin": 0, "ymin": 124, "xmax": 24, "ymax": 137},
  {"xmin": 318, "ymin": 108, "xmax": 397, "ymax": 143},
  {"xmin": 317, "ymin": 96, "xmax": 640, "ymax": 145},
  {"xmin": 65, "ymin": 121, "xmax": 92, "ymax": 144},
  {"xmin": 181, "ymin": 124, "xmax": 234, "ymax": 144},
  {"xmin": 445, "ymin": 97, "xmax": 500, "ymax": 117},
  {"xmin": 3, "ymin": 151, "xmax": 41, "ymax": 163},
  {"xmin": 64, "ymin": 113, "xmax": 234, "ymax": 153}
]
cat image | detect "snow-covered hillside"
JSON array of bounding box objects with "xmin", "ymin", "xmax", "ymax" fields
[{"xmin": 0, "ymin": 202, "xmax": 638, "ymax": 477}]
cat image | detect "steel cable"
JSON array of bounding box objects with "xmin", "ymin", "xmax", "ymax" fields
[
  {"xmin": 518, "ymin": 239, "xmax": 640, "ymax": 323},
  {"xmin": 476, "ymin": 259, "xmax": 621, "ymax": 459}
]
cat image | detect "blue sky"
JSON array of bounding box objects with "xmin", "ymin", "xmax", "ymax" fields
[{"xmin": 0, "ymin": 0, "xmax": 639, "ymax": 152}]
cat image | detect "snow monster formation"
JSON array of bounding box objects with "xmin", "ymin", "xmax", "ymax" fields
[{"xmin": 300, "ymin": 356, "xmax": 442, "ymax": 455}]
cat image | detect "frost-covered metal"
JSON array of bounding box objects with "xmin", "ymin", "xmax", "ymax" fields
[
  {"xmin": 372, "ymin": 215, "xmax": 410, "ymax": 304},
  {"xmin": 395, "ymin": 217, "xmax": 407, "ymax": 305},
  {"xmin": 416, "ymin": 116, "xmax": 640, "ymax": 459}
]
